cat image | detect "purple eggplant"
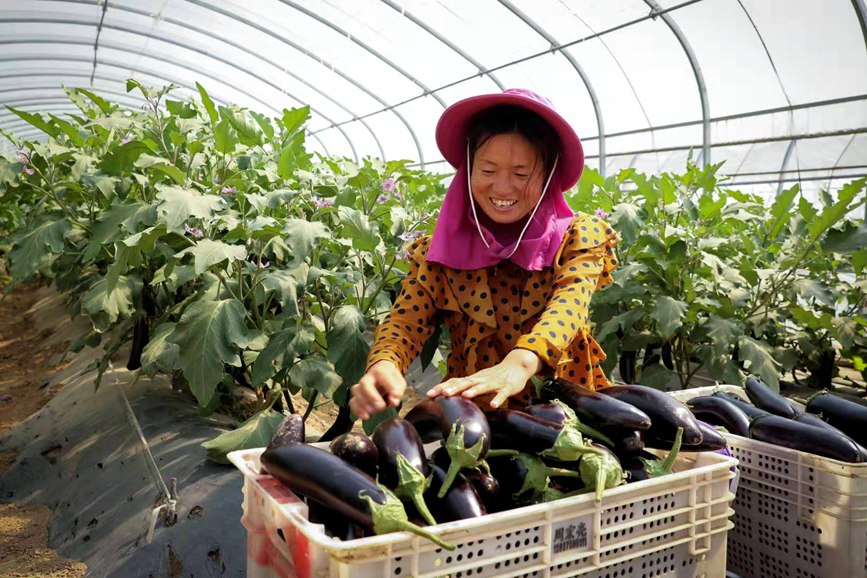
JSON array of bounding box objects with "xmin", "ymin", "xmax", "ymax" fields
[
  {"xmin": 372, "ymin": 417, "xmax": 437, "ymax": 526},
  {"xmin": 621, "ymin": 427, "xmax": 684, "ymax": 482},
  {"xmin": 684, "ymin": 421, "xmax": 727, "ymax": 452},
  {"xmin": 486, "ymin": 450, "xmax": 583, "ymax": 509},
  {"xmin": 600, "ymin": 384, "xmax": 702, "ymax": 445},
  {"xmin": 711, "ymin": 391, "xmax": 770, "ymax": 419},
  {"xmin": 749, "ymin": 414, "xmax": 864, "ymax": 463},
  {"xmin": 745, "ymin": 376, "xmax": 798, "ymax": 418},
  {"xmin": 523, "ymin": 400, "xmax": 614, "ymax": 446},
  {"xmin": 405, "ymin": 397, "xmax": 491, "ymax": 498},
  {"xmin": 794, "ymin": 413, "xmax": 867, "ymax": 461},
  {"xmin": 462, "ymin": 469, "xmax": 500, "ymax": 512},
  {"xmin": 686, "ymin": 396, "xmax": 751, "ymax": 437},
  {"xmin": 596, "ymin": 427, "xmax": 645, "ymax": 455},
  {"xmin": 268, "ymin": 414, "xmax": 306, "ymax": 448},
  {"xmin": 329, "ymin": 432, "xmax": 378, "ymax": 478},
  {"xmin": 486, "ymin": 409, "xmax": 602, "ymax": 462},
  {"xmin": 806, "ymin": 391, "xmax": 867, "ymax": 447},
  {"xmin": 424, "ymin": 449, "xmax": 487, "ymax": 522},
  {"xmin": 260, "ymin": 444, "xmax": 454, "ymax": 549},
  {"xmin": 541, "ymin": 377, "xmax": 651, "ymax": 431}
]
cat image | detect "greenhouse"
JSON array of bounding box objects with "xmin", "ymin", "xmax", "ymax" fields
[{"xmin": 0, "ymin": 1, "xmax": 865, "ymax": 577}]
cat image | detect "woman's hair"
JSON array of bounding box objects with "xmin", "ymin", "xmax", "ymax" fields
[{"xmin": 466, "ymin": 105, "xmax": 560, "ymax": 178}]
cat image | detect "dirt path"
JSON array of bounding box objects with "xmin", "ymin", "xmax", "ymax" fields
[{"xmin": 0, "ymin": 282, "xmax": 86, "ymax": 578}]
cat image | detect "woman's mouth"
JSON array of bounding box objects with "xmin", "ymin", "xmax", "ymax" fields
[{"xmin": 490, "ymin": 197, "xmax": 518, "ymax": 210}]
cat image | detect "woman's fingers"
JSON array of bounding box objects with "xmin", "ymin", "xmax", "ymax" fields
[
  {"xmin": 349, "ymin": 375, "xmax": 386, "ymax": 421},
  {"xmin": 428, "ymin": 376, "xmax": 482, "ymax": 398}
]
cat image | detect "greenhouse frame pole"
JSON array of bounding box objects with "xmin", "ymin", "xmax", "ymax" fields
[
  {"xmin": 644, "ymin": 0, "xmax": 710, "ymax": 167},
  {"xmin": 851, "ymin": 0, "xmax": 867, "ymax": 220}
]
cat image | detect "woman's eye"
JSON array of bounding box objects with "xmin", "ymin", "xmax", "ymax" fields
[
  {"xmin": 515, "ymin": 173, "xmax": 529, "ymax": 178},
  {"xmin": 481, "ymin": 169, "xmax": 495, "ymax": 175}
]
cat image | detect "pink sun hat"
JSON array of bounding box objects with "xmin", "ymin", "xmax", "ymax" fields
[{"xmin": 435, "ymin": 88, "xmax": 585, "ymax": 190}]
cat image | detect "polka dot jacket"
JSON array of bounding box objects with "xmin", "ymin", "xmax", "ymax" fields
[{"xmin": 366, "ymin": 213, "xmax": 621, "ymax": 407}]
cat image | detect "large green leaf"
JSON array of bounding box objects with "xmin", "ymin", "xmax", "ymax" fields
[
  {"xmin": 704, "ymin": 315, "xmax": 742, "ymax": 354},
  {"xmin": 222, "ymin": 108, "xmax": 263, "ymax": 147},
  {"xmin": 822, "ymin": 222, "xmax": 867, "ymax": 254},
  {"xmin": 261, "ymin": 267, "xmax": 308, "ymax": 316},
  {"xmin": 140, "ymin": 322, "xmax": 181, "ymax": 375},
  {"xmin": 793, "ymin": 278, "xmax": 835, "ymax": 307},
  {"xmin": 214, "ymin": 118, "xmax": 237, "ymax": 155},
  {"xmin": 99, "ymin": 140, "xmax": 153, "ymax": 176},
  {"xmin": 832, "ymin": 317, "xmax": 859, "ymax": 351},
  {"xmin": 766, "ymin": 185, "xmax": 799, "ymax": 240},
  {"xmin": 737, "ymin": 336, "xmax": 780, "ymax": 390},
  {"xmin": 251, "ymin": 324, "xmax": 315, "ymax": 386},
  {"xmin": 9, "ymin": 217, "xmax": 72, "ymax": 280},
  {"xmin": 155, "ymin": 186, "xmax": 224, "ymax": 233},
  {"xmin": 282, "ymin": 219, "xmax": 329, "ymax": 263},
  {"xmin": 196, "ymin": 82, "xmax": 218, "ymax": 124},
  {"xmin": 327, "ymin": 306, "xmax": 370, "ymax": 388},
  {"xmin": 84, "ymin": 202, "xmax": 157, "ymax": 261},
  {"xmin": 277, "ymin": 132, "xmax": 311, "ymax": 179},
  {"xmin": 807, "ymin": 178, "xmax": 866, "ymax": 242},
  {"xmin": 595, "ymin": 308, "xmax": 646, "ymax": 343},
  {"xmin": 609, "ymin": 202, "xmax": 643, "ymax": 244},
  {"xmin": 4, "ymin": 106, "xmax": 62, "ymax": 139},
  {"xmin": 639, "ymin": 363, "xmax": 677, "ymax": 390},
  {"xmin": 337, "ymin": 206, "xmax": 380, "ymax": 251},
  {"xmin": 280, "ymin": 106, "xmax": 311, "ymax": 135},
  {"xmin": 202, "ymin": 410, "xmax": 285, "ymax": 464},
  {"xmin": 650, "ymin": 296, "xmax": 688, "ymax": 338},
  {"xmin": 135, "ymin": 154, "xmax": 187, "ymax": 185},
  {"xmin": 176, "ymin": 239, "xmax": 247, "ymax": 275},
  {"xmin": 289, "ymin": 357, "xmax": 343, "ymax": 399},
  {"xmin": 81, "ymin": 275, "xmax": 141, "ymax": 333},
  {"xmin": 169, "ymin": 299, "xmax": 251, "ymax": 406}
]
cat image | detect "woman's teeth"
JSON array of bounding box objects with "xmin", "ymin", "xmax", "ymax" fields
[{"xmin": 491, "ymin": 198, "xmax": 517, "ymax": 208}]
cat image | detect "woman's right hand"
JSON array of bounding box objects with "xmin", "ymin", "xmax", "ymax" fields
[{"xmin": 349, "ymin": 360, "xmax": 407, "ymax": 421}]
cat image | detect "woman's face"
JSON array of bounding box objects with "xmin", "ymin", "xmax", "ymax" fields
[{"xmin": 470, "ymin": 133, "xmax": 545, "ymax": 225}]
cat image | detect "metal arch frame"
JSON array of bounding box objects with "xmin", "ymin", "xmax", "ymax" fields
[
  {"xmin": 0, "ymin": 59, "xmax": 334, "ymax": 155},
  {"xmin": 644, "ymin": 0, "xmax": 710, "ymax": 167},
  {"xmin": 85, "ymin": 3, "xmax": 388, "ymax": 160},
  {"xmin": 176, "ymin": 0, "xmax": 426, "ymax": 167},
  {"xmin": 379, "ymin": 0, "xmax": 504, "ymax": 92},
  {"xmin": 497, "ymin": 0, "xmax": 608, "ymax": 175},
  {"xmin": 852, "ymin": 0, "xmax": 867, "ymax": 53},
  {"xmin": 0, "ymin": 31, "xmax": 361, "ymax": 162},
  {"xmin": 827, "ymin": 134, "xmax": 858, "ymax": 191},
  {"xmin": 268, "ymin": 0, "xmax": 447, "ymax": 108},
  {"xmin": 0, "ymin": 87, "xmax": 144, "ymax": 107}
]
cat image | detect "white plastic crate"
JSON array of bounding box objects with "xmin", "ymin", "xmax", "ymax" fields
[
  {"xmin": 228, "ymin": 445, "xmax": 736, "ymax": 578},
  {"xmin": 669, "ymin": 384, "xmax": 867, "ymax": 578}
]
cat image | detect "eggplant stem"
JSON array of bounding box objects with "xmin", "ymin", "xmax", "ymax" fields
[
  {"xmin": 660, "ymin": 427, "xmax": 683, "ymax": 474},
  {"xmin": 545, "ymin": 467, "xmax": 582, "ymax": 479},
  {"xmin": 595, "ymin": 468, "xmax": 604, "ymax": 502},
  {"xmin": 805, "ymin": 389, "xmax": 830, "ymax": 405},
  {"xmin": 438, "ymin": 462, "xmax": 461, "ymax": 499},
  {"xmin": 487, "ymin": 449, "xmax": 520, "ymax": 458},
  {"xmin": 394, "ymin": 520, "xmax": 455, "ymax": 551}
]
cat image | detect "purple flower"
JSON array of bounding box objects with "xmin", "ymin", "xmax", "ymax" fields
[
  {"xmin": 381, "ymin": 178, "xmax": 397, "ymax": 192},
  {"xmin": 23, "ymin": 167, "xmax": 34, "ymax": 176},
  {"xmin": 311, "ymin": 195, "xmax": 334, "ymax": 208},
  {"xmin": 213, "ymin": 177, "xmax": 222, "ymax": 185},
  {"xmin": 595, "ymin": 208, "xmax": 610, "ymax": 219},
  {"xmin": 377, "ymin": 194, "xmax": 390, "ymax": 204},
  {"xmin": 184, "ymin": 223, "xmax": 205, "ymax": 239},
  {"xmin": 17, "ymin": 152, "xmax": 29, "ymax": 164},
  {"xmin": 120, "ymin": 138, "xmax": 131, "ymax": 145},
  {"xmin": 399, "ymin": 230, "xmax": 422, "ymax": 243},
  {"xmin": 650, "ymin": 229, "xmax": 660, "ymax": 238},
  {"xmin": 257, "ymin": 260, "xmax": 271, "ymax": 269},
  {"xmin": 221, "ymin": 186, "xmax": 237, "ymax": 195}
]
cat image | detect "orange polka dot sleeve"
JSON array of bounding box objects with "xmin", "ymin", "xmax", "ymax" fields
[
  {"xmin": 365, "ymin": 237, "xmax": 438, "ymax": 374},
  {"xmin": 514, "ymin": 215, "xmax": 621, "ymax": 369}
]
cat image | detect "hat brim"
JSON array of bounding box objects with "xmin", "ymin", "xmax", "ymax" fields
[{"xmin": 435, "ymin": 92, "xmax": 584, "ymax": 190}]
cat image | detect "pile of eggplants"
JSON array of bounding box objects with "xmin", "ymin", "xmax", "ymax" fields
[
  {"xmin": 257, "ymin": 379, "xmax": 723, "ymax": 545},
  {"xmin": 683, "ymin": 377, "xmax": 867, "ymax": 463}
]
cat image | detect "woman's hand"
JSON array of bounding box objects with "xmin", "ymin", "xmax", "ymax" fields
[
  {"xmin": 426, "ymin": 349, "xmax": 543, "ymax": 409},
  {"xmin": 349, "ymin": 360, "xmax": 407, "ymax": 421}
]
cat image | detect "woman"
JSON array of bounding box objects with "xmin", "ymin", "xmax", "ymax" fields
[{"xmin": 349, "ymin": 88, "xmax": 620, "ymax": 421}]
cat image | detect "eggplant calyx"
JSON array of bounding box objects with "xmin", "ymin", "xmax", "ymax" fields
[
  {"xmin": 393, "ymin": 452, "xmax": 437, "ymax": 526},
  {"xmin": 360, "ymin": 487, "xmax": 455, "ymax": 550},
  {"xmin": 515, "ymin": 453, "xmax": 552, "ymax": 500},
  {"xmin": 805, "ymin": 389, "xmax": 831, "ymax": 405},
  {"xmin": 642, "ymin": 427, "xmax": 683, "ymax": 478},
  {"xmin": 438, "ymin": 424, "xmax": 487, "ymax": 498},
  {"xmin": 579, "ymin": 452, "xmax": 626, "ymax": 502},
  {"xmin": 542, "ymin": 427, "xmax": 604, "ymax": 462},
  {"xmin": 552, "ymin": 400, "xmax": 614, "ymax": 446}
]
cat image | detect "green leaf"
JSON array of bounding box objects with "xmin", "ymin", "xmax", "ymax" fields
[
  {"xmin": 81, "ymin": 275, "xmax": 141, "ymax": 333},
  {"xmin": 214, "ymin": 118, "xmax": 237, "ymax": 154},
  {"xmin": 595, "ymin": 308, "xmax": 646, "ymax": 343},
  {"xmin": 807, "ymin": 178, "xmax": 867, "ymax": 242},
  {"xmin": 202, "ymin": 410, "xmax": 285, "ymax": 464},
  {"xmin": 169, "ymin": 299, "xmax": 250, "ymax": 407},
  {"xmin": 609, "ymin": 203, "xmax": 643, "ymax": 244},
  {"xmin": 639, "ymin": 364, "xmax": 676, "ymax": 390},
  {"xmin": 48, "ymin": 114, "xmax": 84, "ymax": 146},
  {"xmin": 165, "ymin": 99, "xmax": 198, "ymax": 119},
  {"xmin": 832, "ymin": 317, "xmax": 859, "ymax": 351},
  {"xmin": 155, "ymin": 186, "xmax": 224, "ymax": 233},
  {"xmin": 261, "ymin": 267, "xmax": 308, "ymax": 316},
  {"xmin": 793, "ymin": 278, "xmax": 835, "ymax": 307},
  {"xmin": 176, "ymin": 239, "xmax": 247, "ymax": 275},
  {"xmin": 704, "ymin": 315, "xmax": 742, "ymax": 354},
  {"xmin": 337, "ymin": 206, "xmax": 380, "ymax": 251},
  {"xmin": 99, "ymin": 140, "xmax": 153, "ymax": 176},
  {"xmin": 277, "ymin": 132, "xmax": 311, "ymax": 179},
  {"xmin": 650, "ymin": 296, "xmax": 688, "ymax": 338},
  {"xmin": 140, "ymin": 322, "xmax": 181, "ymax": 375},
  {"xmin": 327, "ymin": 306, "xmax": 370, "ymax": 388},
  {"xmin": 822, "ymin": 222, "xmax": 867, "ymax": 254},
  {"xmin": 135, "ymin": 154, "xmax": 186, "ymax": 185},
  {"xmin": 196, "ymin": 82, "xmax": 218, "ymax": 124},
  {"xmin": 289, "ymin": 357, "xmax": 342, "ymax": 399},
  {"xmin": 223, "ymin": 108, "xmax": 263, "ymax": 147},
  {"xmin": 4, "ymin": 106, "xmax": 61, "ymax": 139},
  {"xmin": 698, "ymin": 347, "xmax": 744, "ymax": 385},
  {"xmin": 84, "ymin": 202, "xmax": 157, "ymax": 261},
  {"xmin": 280, "ymin": 106, "xmax": 311, "ymax": 135},
  {"xmin": 72, "ymin": 88, "xmax": 114, "ymax": 115},
  {"xmin": 767, "ymin": 185, "xmax": 799, "ymax": 240},
  {"xmin": 9, "ymin": 217, "xmax": 72, "ymax": 280},
  {"xmin": 251, "ymin": 324, "xmax": 315, "ymax": 386},
  {"xmin": 282, "ymin": 219, "xmax": 329, "ymax": 263},
  {"xmin": 737, "ymin": 336, "xmax": 780, "ymax": 390}
]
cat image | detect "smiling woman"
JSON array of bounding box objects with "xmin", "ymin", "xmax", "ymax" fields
[{"xmin": 349, "ymin": 89, "xmax": 621, "ymax": 421}]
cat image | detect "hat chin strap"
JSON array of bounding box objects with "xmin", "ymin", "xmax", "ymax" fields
[{"xmin": 466, "ymin": 142, "xmax": 559, "ymax": 260}]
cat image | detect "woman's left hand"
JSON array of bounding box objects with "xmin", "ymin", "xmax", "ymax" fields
[{"xmin": 426, "ymin": 349, "xmax": 543, "ymax": 409}]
